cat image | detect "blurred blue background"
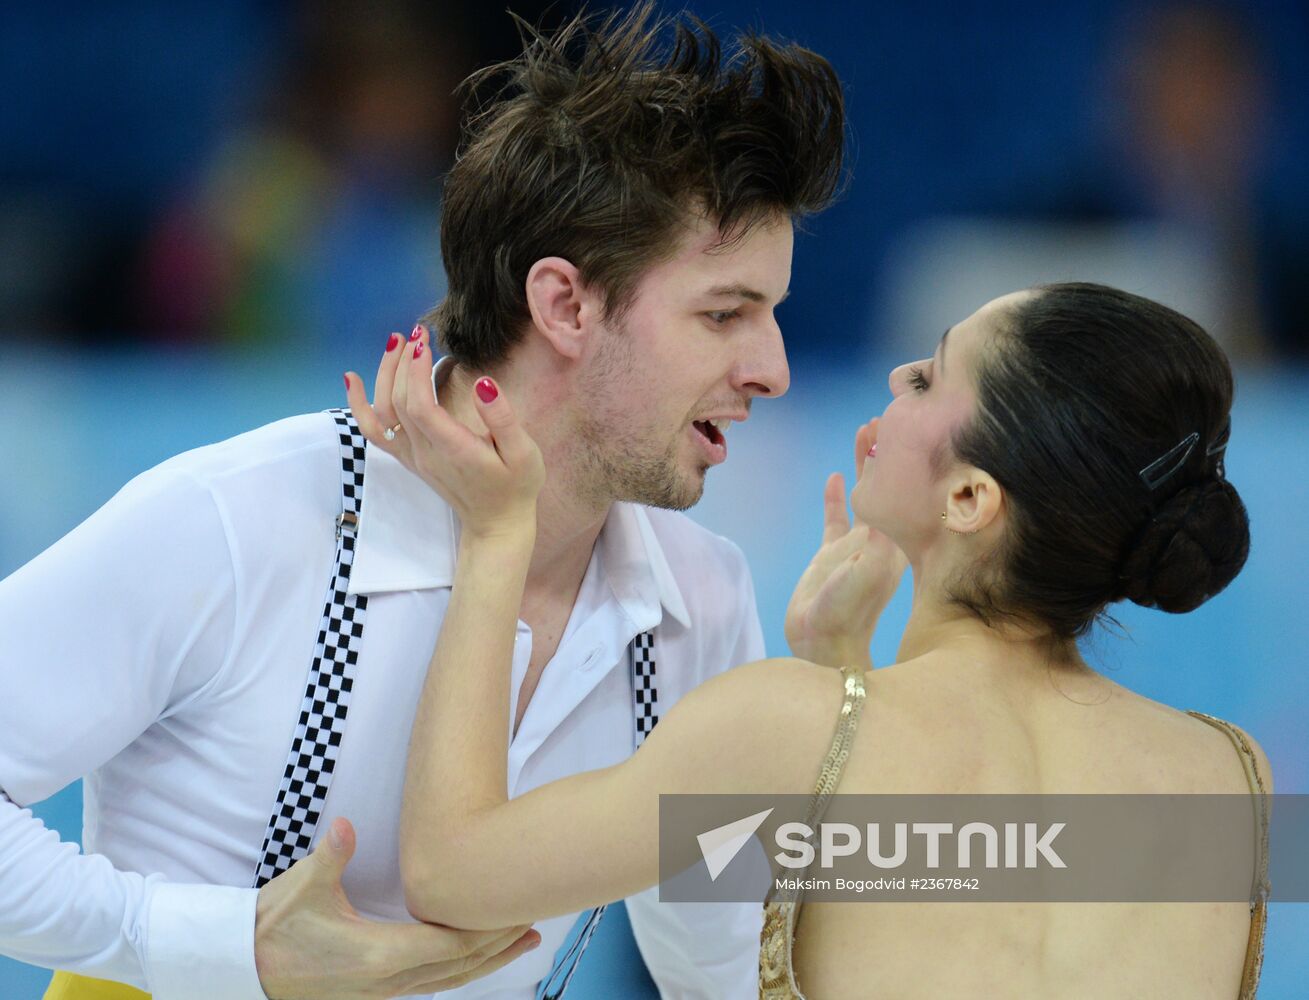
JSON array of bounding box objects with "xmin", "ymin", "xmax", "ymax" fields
[{"xmin": 3, "ymin": 0, "xmax": 1306, "ymax": 996}]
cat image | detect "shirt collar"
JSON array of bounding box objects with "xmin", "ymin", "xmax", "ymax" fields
[
  {"xmin": 597, "ymin": 502, "xmax": 692, "ymax": 631},
  {"xmin": 346, "ymin": 357, "xmax": 692, "ymax": 630}
]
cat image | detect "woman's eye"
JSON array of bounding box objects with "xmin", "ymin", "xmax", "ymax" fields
[
  {"xmin": 906, "ymin": 365, "xmax": 930, "ymax": 392},
  {"xmin": 705, "ymin": 310, "xmax": 741, "ymax": 326}
]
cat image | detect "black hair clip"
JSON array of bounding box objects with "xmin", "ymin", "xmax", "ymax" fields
[{"xmin": 1138, "ymin": 417, "xmax": 1231, "ymax": 491}]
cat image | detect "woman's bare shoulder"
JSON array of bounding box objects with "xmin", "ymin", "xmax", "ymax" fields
[
  {"xmin": 699, "ymin": 656, "xmax": 864, "ymax": 736},
  {"xmin": 1021, "ymin": 679, "xmax": 1277, "ymax": 795},
  {"xmin": 647, "ymin": 657, "xmax": 866, "ymax": 795},
  {"xmin": 1142, "ymin": 696, "xmax": 1275, "ymax": 795},
  {"xmin": 833, "ymin": 657, "xmax": 1274, "ymax": 796}
]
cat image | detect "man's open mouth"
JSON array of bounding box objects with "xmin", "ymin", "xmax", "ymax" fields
[{"xmin": 692, "ymin": 420, "xmax": 725, "ymax": 448}]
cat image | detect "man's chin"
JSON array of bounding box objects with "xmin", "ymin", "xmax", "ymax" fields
[
  {"xmin": 672, "ymin": 469, "xmax": 709, "ymax": 511},
  {"xmin": 665, "ymin": 481, "xmax": 705, "ymax": 512},
  {"xmin": 621, "ymin": 468, "xmax": 706, "ymax": 512}
]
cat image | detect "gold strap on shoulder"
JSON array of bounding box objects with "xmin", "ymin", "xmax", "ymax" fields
[
  {"xmin": 803, "ymin": 666, "xmax": 868, "ymax": 829},
  {"xmin": 1186, "ymin": 710, "xmax": 1270, "ymax": 999},
  {"xmin": 1186, "ymin": 711, "xmax": 1271, "ymax": 906},
  {"xmin": 766, "ymin": 666, "xmax": 868, "ymax": 909},
  {"xmin": 760, "ymin": 667, "xmax": 869, "ymax": 999}
]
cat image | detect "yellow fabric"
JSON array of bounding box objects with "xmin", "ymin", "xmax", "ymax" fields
[{"xmin": 44, "ymin": 972, "xmax": 150, "ymax": 1000}]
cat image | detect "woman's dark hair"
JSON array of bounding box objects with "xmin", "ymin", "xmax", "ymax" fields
[
  {"xmin": 426, "ymin": 3, "xmax": 846, "ymax": 370},
  {"xmin": 948, "ymin": 282, "xmax": 1250, "ymax": 641}
]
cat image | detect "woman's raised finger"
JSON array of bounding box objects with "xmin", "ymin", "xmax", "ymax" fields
[
  {"xmin": 391, "ymin": 325, "xmax": 424, "ymax": 436},
  {"xmin": 372, "ymin": 327, "xmax": 414, "ymax": 429},
  {"xmin": 400, "ymin": 326, "xmax": 487, "ymax": 458},
  {"xmin": 469, "ymin": 377, "xmax": 542, "ymax": 478},
  {"xmin": 343, "ymin": 371, "xmax": 395, "ymax": 451},
  {"xmin": 822, "ymin": 472, "xmax": 850, "ymax": 545}
]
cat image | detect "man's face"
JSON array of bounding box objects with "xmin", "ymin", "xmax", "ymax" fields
[{"xmin": 574, "ymin": 213, "xmax": 794, "ymax": 510}]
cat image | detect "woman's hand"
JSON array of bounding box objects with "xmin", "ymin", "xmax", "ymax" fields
[
  {"xmin": 344, "ymin": 325, "xmax": 545, "ymax": 544},
  {"xmin": 785, "ymin": 418, "xmax": 908, "ymax": 668}
]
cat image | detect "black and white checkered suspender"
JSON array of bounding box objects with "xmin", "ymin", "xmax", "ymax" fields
[
  {"xmin": 537, "ymin": 630, "xmax": 659, "ymax": 1000},
  {"xmin": 253, "ymin": 409, "xmax": 369, "ymax": 888},
  {"xmin": 631, "ymin": 631, "xmax": 659, "ymax": 748}
]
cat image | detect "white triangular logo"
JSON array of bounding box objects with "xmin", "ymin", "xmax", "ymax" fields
[{"xmin": 697, "ymin": 808, "xmax": 774, "ymax": 882}]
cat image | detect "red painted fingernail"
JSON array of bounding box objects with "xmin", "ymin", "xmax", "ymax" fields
[
  {"xmin": 343, "ymin": 374, "xmax": 350, "ymax": 389},
  {"xmin": 475, "ymin": 377, "xmax": 498, "ymax": 403},
  {"xmin": 410, "ymin": 323, "xmax": 424, "ymax": 342},
  {"xmin": 386, "ymin": 333, "xmax": 400, "ymax": 352},
  {"xmin": 414, "ymin": 341, "xmax": 424, "ymax": 360}
]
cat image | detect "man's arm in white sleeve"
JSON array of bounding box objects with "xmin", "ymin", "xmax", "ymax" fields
[
  {"xmin": 0, "ymin": 465, "xmax": 264, "ymax": 999},
  {"xmin": 0, "ymin": 793, "xmax": 263, "ymax": 997},
  {"xmin": 625, "ymin": 545, "xmax": 768, "ymax": 999}
]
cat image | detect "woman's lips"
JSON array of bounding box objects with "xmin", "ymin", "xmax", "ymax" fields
[{"xmin": 867, "ymin": 444, "xmax": 876, "ymax": 457}]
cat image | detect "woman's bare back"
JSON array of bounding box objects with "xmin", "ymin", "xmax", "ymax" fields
[{"xmin": 789, "ymin": 655, "xmax": 1268, "ymax": 999}]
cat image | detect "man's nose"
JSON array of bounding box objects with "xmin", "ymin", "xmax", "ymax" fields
[{"xmin": 733, "ymin": 316, "xmax": 791, "ymax": 398}]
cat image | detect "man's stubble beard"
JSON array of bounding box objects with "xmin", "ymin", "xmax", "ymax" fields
[
  {"xmin": 575, "ymin": 422, "xmax": 706, "ymax": 512},
  {"xmin": 572, "ymin": 325, "xmax": 707, "ymax": 513}
]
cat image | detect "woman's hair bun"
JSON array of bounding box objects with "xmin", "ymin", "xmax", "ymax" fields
[{"xmin": 1120, "ymin": 478, "xmax": 1250, "ymax": 613}]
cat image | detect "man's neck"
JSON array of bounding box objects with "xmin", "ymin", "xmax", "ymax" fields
[
  {"xmin": 525, "ymin": 474, "xmax": 609, "ymax": 604},
  {"xmin": 441, "ymin": 360, "xmax": 609, "ymax": 603}
]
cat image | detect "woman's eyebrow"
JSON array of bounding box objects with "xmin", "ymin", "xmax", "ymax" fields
[{"xmin": 937, "ymin": 327, "xmax": 950, "ymax": 375}]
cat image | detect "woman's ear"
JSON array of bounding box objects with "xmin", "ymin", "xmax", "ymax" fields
[
  {"xmin": 944, "ymin": 469, "xmax": 1004, "ymax": 535},
  {"xmin": 524, "ymin": 257, "xmax": 598, "ymax": 360}
]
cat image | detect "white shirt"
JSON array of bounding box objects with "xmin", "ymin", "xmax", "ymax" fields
[{"xmin": 0, "ymin": 379, "xmax": 766, "ymax": 998}]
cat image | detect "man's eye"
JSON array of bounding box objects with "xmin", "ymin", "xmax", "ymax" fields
[{"xmin": 706, "ymin": 310, "xmax": 740, "ymax": 325}]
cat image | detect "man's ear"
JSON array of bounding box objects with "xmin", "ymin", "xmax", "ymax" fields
[
  {"xmin": 944, "ymin": 468, "xmax": 1004, "ymax": 536},
  {"xmin": 525, "ymin": 257, "xmax": 599, "ymax": 360}
]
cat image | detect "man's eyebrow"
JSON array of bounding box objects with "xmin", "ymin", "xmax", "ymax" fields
[
  {"xmin": 937, "ymin": 326, "xmax": 950, "ymax": 375},
  {"xmin": 703, "ymin": 283, "xmax": 790, "ymax": 304}
]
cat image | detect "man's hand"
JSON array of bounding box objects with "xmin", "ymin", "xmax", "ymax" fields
[
  {"xmin": 255, "ymin": 818, "xmax": 540, "ymax": 999},
  {"xmin": 785, "ymin": 418, "xmax": 908, "ymax": 668}
]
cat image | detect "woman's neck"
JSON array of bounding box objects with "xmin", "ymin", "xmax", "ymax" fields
[{"xmin": 896, "ymin": 588, "xmax": 1086, "ymax": 679}]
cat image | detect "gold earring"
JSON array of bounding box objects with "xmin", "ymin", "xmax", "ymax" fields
[{"xmin": 941, "ymin": 511, "xmax": 967, "ymax": 536}]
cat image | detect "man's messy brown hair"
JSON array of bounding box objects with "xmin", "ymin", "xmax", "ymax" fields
[{"xmin": 425, "ymin": 3, "xmax": 847, "ymax": 369}]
